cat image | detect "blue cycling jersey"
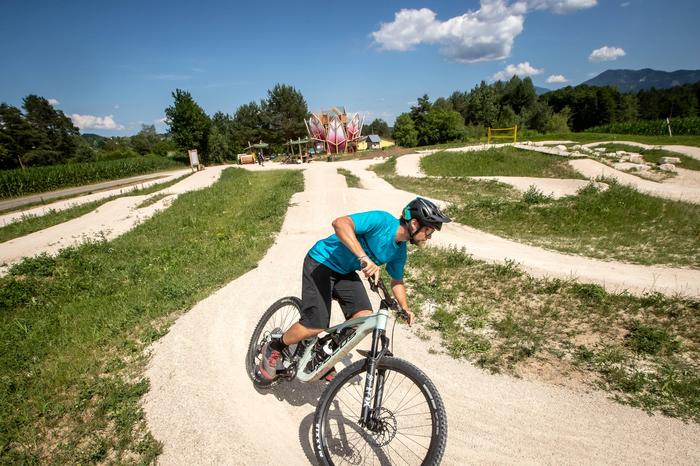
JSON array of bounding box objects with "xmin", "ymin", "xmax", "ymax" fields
[{"xmin": 308, "ymin": 210, "xmax": 407, "ymax": 280}]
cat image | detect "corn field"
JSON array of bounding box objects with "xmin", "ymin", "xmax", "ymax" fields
[
  {"xmin": 585, "ymin": 117, "xmax": 700, "ymax": 136},
  {"xmin": 0, "ymin": 156, "xmax": 185, "ymax": 199}
]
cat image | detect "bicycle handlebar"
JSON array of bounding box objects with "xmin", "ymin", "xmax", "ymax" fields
[{"xmin": 365, "ymin": 270, "xmax": 410, "ymax": 323}]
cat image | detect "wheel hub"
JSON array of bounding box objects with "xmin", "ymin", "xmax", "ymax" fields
[{"xmin": 366, "ymin": 407, "xmax": 397, "ymax": 447}]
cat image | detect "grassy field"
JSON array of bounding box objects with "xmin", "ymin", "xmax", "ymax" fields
[
  {"xmin": 596, "ymin": 143, "xmax": 700, "ymax": 171},
  {"xmin": 421, "ymin": 147, "xmax": 585, "ymax": 178},
  {"xmin": 0, "ymin": 174, "xmax": 191, "ymax": 244},
  {"xmin": 336, "ymin": 168, "xmax": 361, "ymax": 188},
  {"xmin": 0, "ymin": 167, "xmax": 303, "ymax": 463},
  {"xmin": 406, "ymin": 247, "xmax": 700, "ymax": 422},
  {"xmin": 371, "ymin": 158, "xmax": 700, "ymax": 267}
]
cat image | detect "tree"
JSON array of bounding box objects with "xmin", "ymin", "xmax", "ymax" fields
[
  {"xmin": 466, "ymin": 82, "xmax": 498, "ymax": 127},
  {"xmin": 448, "ymin": 91, "xmax": 470, "ymax": 123},
  {"xmin": 523, "ymin": 100, "xmax": 553, "ymax": 133},
  {"xmin": 261, "ymin": 84, "xmax": 308, "ymax": 150},
  {"xmin": 363, "ymin": 118, "xmax": 391, "ymax": 138},
  {"xmin": 231, "ymin": 102, "xmax": 264, "ymax": 152},
  {"xmin": 165, "ymin": 89, "xmax": 211, "ymax": 161},
  {"xmin": 0, "ymin": 103, "xmax": 37, "ymax": 168},
  {"xmin": 392, "ymin": 113, "xmax": 418, "ymax": 147},
  {"xmin": 130, "ymin": 124, "xmax": 159, "ymax": 155},
  {"xmin": 432, "ymin": 97, "xmax": 453, "ymax": 111},
  {"xmin": 545, "ymin": 107, "xmax": 571, "ymax": 133},
  {"xmin": 501, "ymin": 76, "xmax": 537, "ymax": 116},
  {"xmin": 410, "ymin": 94, "xmax": 432, "ymax": 130},
  {"xmin": 617, "ymin": 94, "xmax": 639, "ymax": 122},
  {"xmin": 208, "ymin": 112, "xmax": 234, "ymax": 163},
  {"xmin": 418, "ymin": 108, "xmax": 466, "ymax": 145},
  {"xmin": 23, "ymin": 95, "xmax": 79, "ymax": 163},
  {"xmin": 495, "ymin": 105, "xmax": 518, "ymax": 130}
]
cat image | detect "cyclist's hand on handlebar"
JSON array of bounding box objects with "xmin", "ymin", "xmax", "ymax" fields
[
  {"xmin": 360, "ymin": 258, "xmax": 380, "ymax": 284},
  {"xmin": 401, "ymin": 308, "xmax": 415, "ymax": 326}
]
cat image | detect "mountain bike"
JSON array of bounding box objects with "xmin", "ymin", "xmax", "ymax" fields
[{"xmin": 246, "ymin": 275, "xmax": 448, "ymax": 465}]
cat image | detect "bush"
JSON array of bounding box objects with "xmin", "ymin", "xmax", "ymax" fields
[
  {"xmin": 22, "ymin": 149, "xmax": 64, "ymax": 167},
  {"xmin": 522, "ymin": 185, "xmax": 551, "ymax": 204},
  {"xmin": 545, "ymin": 107, "xmax": 571, "ymax": 133}
]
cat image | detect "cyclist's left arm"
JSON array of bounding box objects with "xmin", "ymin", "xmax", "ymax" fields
[{"xmin": 390, "ymin": 279, "xmax": 415, "ymax": 326}]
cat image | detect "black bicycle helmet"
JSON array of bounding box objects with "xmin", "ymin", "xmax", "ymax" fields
[{"xmin": 402, "ymin": 197, "xmax": 451, "ymax": 231}]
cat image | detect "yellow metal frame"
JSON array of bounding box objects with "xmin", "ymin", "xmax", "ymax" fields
[{"xmin": 487, "ymin": 125, "xmax": 517, "ymax": 144}]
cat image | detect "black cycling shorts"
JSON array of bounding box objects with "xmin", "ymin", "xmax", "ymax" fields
[{"xmin": 299, "ymin": 254, "xmax": 372, "ymax": 329}]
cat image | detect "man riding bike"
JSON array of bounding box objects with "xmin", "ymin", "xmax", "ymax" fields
[{"xmin": 258, "ymin": 197, "xmax": 451, "ymax": 382}]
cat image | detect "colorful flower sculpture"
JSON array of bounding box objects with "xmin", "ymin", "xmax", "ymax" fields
[{"xmin": 305, "ymin": 108, "xmax": 364, "ymax": 154}]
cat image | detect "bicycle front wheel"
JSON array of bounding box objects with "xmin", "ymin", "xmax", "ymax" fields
[{"xmin": 314, "ymin": 357, "xmax": 447, "ymax": 465}]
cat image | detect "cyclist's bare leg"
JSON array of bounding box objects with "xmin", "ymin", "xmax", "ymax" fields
[
  {"xmin": 350, "ymin": 309, "xmax": 372, "ymax": 319},
  {"xmin": 281, "ymin": 309, "xmax": 372, "ymax": 346},
  {"xmin": 281, "ymin": 323, "xmax": 323, "ymax": 346}
]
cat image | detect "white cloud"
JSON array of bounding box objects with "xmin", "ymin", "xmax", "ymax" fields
[
  {"xmin": 372, "ymin": 0, "xmax": 597, "ymax": 63},
  {"xmin": 70, "ymin": 114, "xmax": 124, "ymax": 130},
  {"xmin": 114, "ymin": 104, "xmax": 120, "ymax": 109},
  {"xmin": 48, "ymin": 98, "xmax": 60, "ymax": 106},
  {"xmin": 546, "ymin": 74, "xmax": 569, "ymax": 83},
  {"xmin": 621, "ymin": 2, "xmax": 631, "ymax": 6},
  {"xmin": 372, "ymin": 3, "xmax": 525, "ymax": 63},
  {"xmin": 492, "ymin": 62, "xmax": 543, "ymax": 81},
  {"xmin": 524, "ymin": 0, "xmax": 597, "ymax": 14},
  {"xmin": 154, "ymin": 117, "xmax": 167, "ymax": 124},
  {"xmin": 589, "ymin": 46, "xmax": 626, "ymax": 62}
]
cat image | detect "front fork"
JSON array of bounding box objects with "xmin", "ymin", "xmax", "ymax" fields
[{"xmin": 360, "ymin": 327, "xmax": 389, "ymax": 428}]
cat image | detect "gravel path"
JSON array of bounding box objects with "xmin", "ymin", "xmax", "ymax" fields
[
  {"xmin": 0, "ymin": 168, "xmax": 192, "ymax": 226},
  {"xmin": 0, "ymin": 168, "xmax": 192, "ymax": 215},
  {"xmin": 569, "ymin": 158, "xmax": 700, "ymax": 203},
  {"xmin": 143, "ymin": 162, "xmax": 700, "ymax": 465},
  {"xmin": 583, "ymin": 141, "xmax": 700, "ymax": 161},
  {"xmin": 0, "ymin": 166, "xmax": 227, "ymax": 274}
]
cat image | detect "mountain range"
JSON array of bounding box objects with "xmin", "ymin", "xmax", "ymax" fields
[{"xmin": 582, "ymin": 69, "xmax": 700, "ymax": 92}]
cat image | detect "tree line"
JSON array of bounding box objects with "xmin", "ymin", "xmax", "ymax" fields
[
  {"xmin": 3, "ymin": 79, "xmax": 699, "ymax": 169},
  {"xmin": 166, "ymin": 84, "xmax": 309, "ymax": 164},
  {"xmin": 390, "ymin": 78, "xmax": 700, "ymax": 147},
  {"xmin": 0, "ymin": 84, "xmax": 310, "ymax": 169}
]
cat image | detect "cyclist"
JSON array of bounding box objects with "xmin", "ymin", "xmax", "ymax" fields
[{"xmin": 258, "ymin": 197, "xmax": 451, "ymax": 382}]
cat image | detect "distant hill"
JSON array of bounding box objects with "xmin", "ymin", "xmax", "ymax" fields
[
  {"xmin": 534, "ymin": 86, "xmax": 550, "ymax": 95},
  {"xmin": 583, "ymin": 69, "xmax": 700, "ymax": 92}
]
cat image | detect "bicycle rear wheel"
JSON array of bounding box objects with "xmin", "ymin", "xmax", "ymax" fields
[
  {"xmin": 314, "ymin": 357, "xmax": 447, "ymax": 465},
  {"xmin": 245, "ymin": 296, "xmax": 301, "ymax": 387}
]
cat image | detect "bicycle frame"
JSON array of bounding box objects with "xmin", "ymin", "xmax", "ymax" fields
[
  {"xmin": 295, "ymin": 307, "xmax": 389, "ymax": 383},
  {"xmin": 291, "ymin": 277, "xmax": 401, "ymax": 427}
]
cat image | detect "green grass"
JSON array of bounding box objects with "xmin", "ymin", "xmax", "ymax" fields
[
  {"xmin": 596, "ymin": 143, "xmax": 700, "ymax": 171},
  {"xmin": 337, "ymin": 168, "xmax": 361, "ymax": 188},
  {"xmin": 406, "ymin": 247, "xmax": 700, "ymax": 422},
  {"xmin": 421, "ymin": 147, "xmax": 585, "ymax": 179},
  {"xmin": 370, "ymin": 156, "xmax": 397, "ymax": 177},
  {"xmin": 379, "ymin": 174, "xmax": 700, "ymax": 268},
  {"xmin": 0, "ymin": 167, "xmax": 303, "ymax": 463},
  {"xmin": 0, "ymin": 174, "xmax": 190, "ymax": 244},
  {"xmin": 529, "ymin": 132, "xmax": 700, "ymax": 147}
]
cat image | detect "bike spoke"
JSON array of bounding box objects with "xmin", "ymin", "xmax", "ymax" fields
[{"xmin": 321, "ymin": 365, "xmax": 437, "ymax": 466}]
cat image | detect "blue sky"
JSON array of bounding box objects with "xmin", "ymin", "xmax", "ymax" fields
[{"xmin": 2, "ymin": 0, "xmax": 698, "ymax": 135}]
